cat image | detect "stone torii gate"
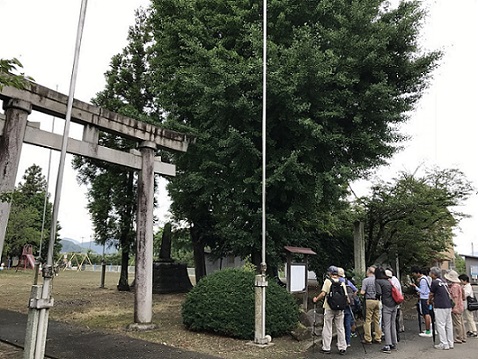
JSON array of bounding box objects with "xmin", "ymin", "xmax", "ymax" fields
[{"xmin": 0, "ymin": 82, "xmax": 192, "ymax": 325}]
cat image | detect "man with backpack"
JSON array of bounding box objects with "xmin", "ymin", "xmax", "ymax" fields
[{"xmin": 313, "ymin": 265, "xmax": 348, "ymax": 355}]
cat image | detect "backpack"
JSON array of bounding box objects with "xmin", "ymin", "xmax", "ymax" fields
[
  {"xmin": 345, "ymin": 283, "xmax": 355, "ymax": 305},
  {"xmin": 389, "ymin": 280, "xmax": 404, "ymax": 304},
  {"xmin": 326, "ymin": 279, "xmax": 347, "ymax": 310}
]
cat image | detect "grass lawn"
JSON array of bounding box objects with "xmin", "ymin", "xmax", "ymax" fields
[{"xmin": 0, "ymin": 269, "xmax": 308, "ymax": 359}]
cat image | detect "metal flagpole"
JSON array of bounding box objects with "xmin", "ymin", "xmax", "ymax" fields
[
  {"xmin": 38, "ymin": 106, "xmax": 56, "ymax": 261},
  {"xmin": 24, "ymin": 1, "xmax": 89, "ymax": 358},
  {"xmin": 254, "ymin": 0, "xmax": 269, "ymax": 346}
]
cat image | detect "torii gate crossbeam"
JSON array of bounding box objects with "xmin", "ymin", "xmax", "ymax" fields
[{"xmin": 0, "ymin": 82, "xmax": 192, "ymax": 327}]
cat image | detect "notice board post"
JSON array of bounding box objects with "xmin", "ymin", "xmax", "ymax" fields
[{"xmin": 284, "ymin": 246, "xmax": 316, "ymax": 311}]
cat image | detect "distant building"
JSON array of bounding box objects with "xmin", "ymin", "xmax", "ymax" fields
[
  {"xmin": 435, "ymin": 246, "xmax": 455, "ymax": 270},
  {"xmin": 204, "ymin": 251, "xmax": 245, "ymax": 275},
  {"xmin": 462, "ymin": 255, "xmax": 478, "ymax": 284}
]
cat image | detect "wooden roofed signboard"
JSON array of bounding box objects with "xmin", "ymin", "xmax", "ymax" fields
[{"xmin": 284, "ymin": 246, "xmax": 316, "ymax": 310}]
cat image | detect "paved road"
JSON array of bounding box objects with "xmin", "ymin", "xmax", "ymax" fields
[
  {"xmin": 0, "ymin": 309, "xmax": 220, "ymax": 359},
  {"xmin": 304, "ymin": 313, "xmax": 478, "ymax": 359},
  {"xmin": 1, "ymin": 307, "xmax": 477, "ymax": 359}
]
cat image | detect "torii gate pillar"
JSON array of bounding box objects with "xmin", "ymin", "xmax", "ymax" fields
[
  {"xmin": 0, "ymin": 99, "xmax": 32, "ymax": 262},
  {"xmin": 132, "ymin": 141, "xmax": 156, "ymax": 328}
]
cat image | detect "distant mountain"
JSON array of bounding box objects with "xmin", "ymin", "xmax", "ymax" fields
[
  {"xmin": 59, "ymin": 238, "xmax": 118, "ymax": 254},
  {"xmin": 59, "ymin": 239, "xmax": 85, "ymax": 253}
]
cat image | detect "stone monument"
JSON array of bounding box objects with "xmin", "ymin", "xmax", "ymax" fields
[{"xmin": 152, "ymin": 223, "xmax": 193, "ymax": 293}]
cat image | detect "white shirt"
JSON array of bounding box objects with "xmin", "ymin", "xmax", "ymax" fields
[
  {"xmin": 463, "ymin": 282, "xmax": 474, "ymax": 299},
  {"xmin": 390, "ymin": 276, "xmax": 402, "ymax": 294}
]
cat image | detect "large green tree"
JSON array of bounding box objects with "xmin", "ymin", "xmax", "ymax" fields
[
  {"xmin": 149, "ymin": 0, "xmax": 440, "ymax": 278},
  {"xmin": 73, "ymin": 8, "xmax": 157, "ymax": 291},
  {"xmin": 356, "ymin": 168, "xmax": 474, "ymax": 273}
]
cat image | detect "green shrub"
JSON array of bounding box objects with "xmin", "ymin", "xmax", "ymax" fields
[{"xmin": 182, "ymin": 268, "xmax": 299, "ymax": 339}]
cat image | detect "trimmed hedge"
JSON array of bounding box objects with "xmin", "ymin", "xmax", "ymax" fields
[{"xmin": 182, "ymin": 268, "xmax": 299, "ymax": 339}]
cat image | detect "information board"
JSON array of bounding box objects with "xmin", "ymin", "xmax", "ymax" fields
[{"xmin": 290, "ymin": 263, "xmax": 306, "ymax": 292}]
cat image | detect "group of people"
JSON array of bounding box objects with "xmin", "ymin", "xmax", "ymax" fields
[
  {"xmin": 358, "ymin": 266, "xmax": 402, "ymax": 353},
  {"xmin": 411, "ymin": 266, "xmax": 477, "ymax": 350},
  {"xmin": 313, "ymin": 264, "xmax": 477, "ymax": 355}
]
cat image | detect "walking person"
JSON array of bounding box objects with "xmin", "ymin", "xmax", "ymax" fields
[
  {"xmin": 458, "ymin": 274, "xmax": 478, "ymax": 338},
  {"xmin": 429, "ymin": 266, "xmax": 454, "ymax": 350},
  {"xmin": 313, "ymin": 265, "xmax": 348, "ymax": 355},
  {"xmin": 445, "ymin": 270, "xmax": 466, "ymax": 344},
  {"xmin": 411, "ymin": 266, "xmax": 432, "ymax": 337},
  {"xmin": 376, "ymin": 267, "xmax": 399, "ymax": 353},
  {"xmin": 360, "ymin": 266, "xmax": 382, "ymax": 345}
]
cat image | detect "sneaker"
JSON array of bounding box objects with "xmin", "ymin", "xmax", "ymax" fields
[
  {"xmin": 381, "ymin": 345, "xmax": 391, "ymax": 354},
  {"xmin": 419, "ymin": 331, "xmax": 433, "ymax": 338},
  {"xmin": 347, "ymin": 344, "xmax": 351, "ymax": 347},
  {"xmin": 361, "ymin": 340, "xmax": 372, "ymax": 345},
  {"xmin": 466, "ymin": 331, "xmax": 473, "ymax": 336},
  {"xmin": 351, "ymin": 332, "xmax": 358, "ymax": 338},
  {"xmin": 434, "ymin": 344, "xmax": 450, "ymax": 350},
  {"xmin": 320, "ymin": 349, "xmax": 331, "ymax": 354},
  {"xmin": 389, "ymin": 344, "xmax": 397, "ymax": 351},
  {"xmin": 339, "ymin": 349, "xmax": 346, "ymax": 355},
  {"xmin": 470, "ymin": 333, "xmax": 478, "ymax": 338}
]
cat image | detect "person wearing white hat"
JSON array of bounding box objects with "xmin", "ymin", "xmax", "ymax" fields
[
  {"xmin": 386, "ymin": 268, "xmax": 405, "ymax": 333},
  {"xmin": 444, "ymin": 269, "xmax": 466, "ymax": 344}
]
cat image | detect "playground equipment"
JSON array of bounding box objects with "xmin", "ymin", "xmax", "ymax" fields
[
  {"xmin": 16, "ymin": 244, "xmax": 36, "ymax": 270},
  {"xmin": 56, "ymin": 252, "xmax": 92, "ymax": 271}
]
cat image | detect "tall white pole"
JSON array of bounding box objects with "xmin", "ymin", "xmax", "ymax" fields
[
  {"xmin": 39, "ymin": 113, "xmax": 55, "ymax": 260},
  {"xmin": 254, "ymin": 0, "xmax": 269, "ymax": 346},
  {"xmin": 27, "ymin": 1, "xmax": 88, "ymax": 358},
  {"xmin": 261, "ymin": 0, "xmax": 267, "ymax": 278},
  {"xmin": 261, "ymin": 0, "xmax": 268, "ymax": 335}
]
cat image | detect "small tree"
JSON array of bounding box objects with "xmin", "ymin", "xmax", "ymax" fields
[
  {"xmin": 356, "ymin": 168, "xmax": 474, "ymax": 273},
  {"xmin": 5, "ymin": 165, "xmax": 60, "ymax": 260}
]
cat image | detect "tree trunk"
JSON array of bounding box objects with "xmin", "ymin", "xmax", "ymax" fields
[
  {"xmin": 117, "ymin": 246, "xmax": 130, "ymax": 291},
  {"xmin": 117, "ymin": 171, "xmax": 135, "ymax": 292},
  {"xmin": 251, "ymin": 250, "xmax": 261, "ymax": 274},
  {"xmin": 190, "ymin": 225, "xmax": 206, "ymax": 282}
]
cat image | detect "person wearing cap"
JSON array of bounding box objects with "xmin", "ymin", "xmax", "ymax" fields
[
  {"xmin": 313, "ymin": 265, "xmax": 348, "ymax": 355},
  {"xmin": 444, "ymin": 269, "xmax": 466, "ymax": 343},
  {"xmin": 458, "ymin": 274, "xmax": 478, "ymax": 337},
  {"xmin": 360, "ymin": 266, "xmax": 382, "ymax": 345},
  {"xmin": 386, "ymin": 268, "xmax": 405, "ymax": 333},
  {"xmin": 429, "ymin": 266, "xmax": 454, "ymax": 350},
  {"xmin": 338, "ymin": 267, "xmax": 358, "ymax": 347},
  {"xmin": 375, "ymin": 266, "xmax": 399, "ymax": 353}
]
